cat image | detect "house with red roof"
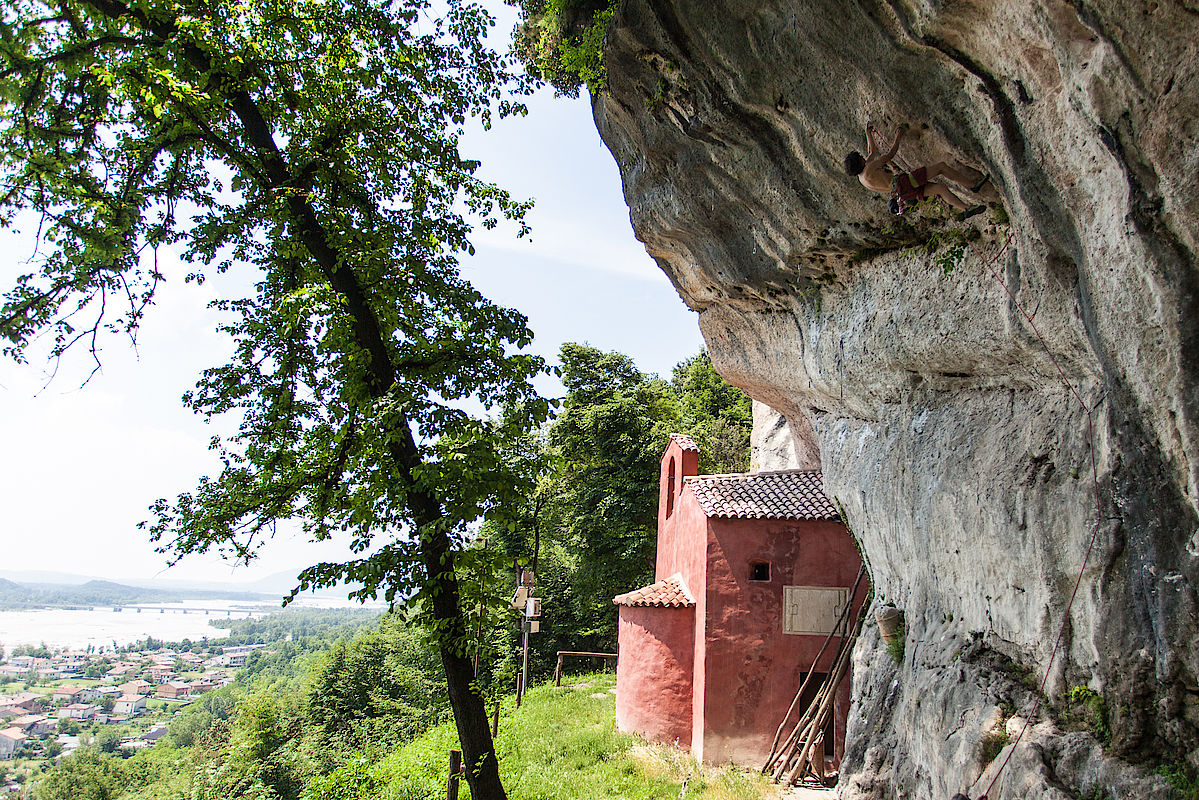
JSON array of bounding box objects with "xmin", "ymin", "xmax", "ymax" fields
[
  {"xmin": 613, "ymin": 434, "xmax": 867, "ymax": 770},
  {"xmin": 0, "ymin": 728, "xmax": 28, "ymax": 759},
  {"xmin": 51, "ymin": 687, "xmax": 90, "ymax": 704},
  {"xmin": 155, "ymin": 681, "xmax": 192, "ymax": 700}
]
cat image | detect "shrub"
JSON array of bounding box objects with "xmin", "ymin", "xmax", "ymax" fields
[
  {"xmin": 511, "ymin": 0, "xmax": 617, "ymax": 96},
  {"xmin": 979, "ymin": 728, "xmax": 1009, "ymax": 766},
  {"xmin": 886, "ymin": 622, "xmax": 906, "ymax": 666},
  {"xmin": 1062, "ymin": 686, "xmax": 1111, "ymax": 747},
  {"xmin": 1156, "ymin": 760, "xmax": 1199, "ymax": 800}
]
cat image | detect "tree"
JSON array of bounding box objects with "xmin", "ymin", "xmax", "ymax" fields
[
  {"xmin": 483, "ymin": 343, "xmax": 679, "ymax": 672},
  {"xmin": 491, "ymin": 345, "xmax": 753, "ymax": 675},
  {"xmin": 545, "ymin": 344, "xmax": 679, "ymax": 633},
  {"xmin": 34, "ymin": 747, "xmax": 124, "ymax": 800},
  {"xmin": 0, "ymin": 0, "xmax": 549, "ymax": 796},
  {"xmin": 305, "ymin": 612, "xmax": 445, "ymax": 758},
  {"xmin": 92, "ymin": 726, "xmax": 121, "ymax": 754},
  {"xmin": 671, "ymin": 351, "xmax": 752, "ymax": 473}
]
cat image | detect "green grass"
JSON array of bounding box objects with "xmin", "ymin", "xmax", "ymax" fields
[{"xmin": 320, "ymin": 674, "xmax": 779, "ymax": 800}]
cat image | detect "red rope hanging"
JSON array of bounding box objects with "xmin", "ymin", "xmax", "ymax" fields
[{"xmin": 956, "ymin": 228, "xmax": 1107, "ymax": 800}]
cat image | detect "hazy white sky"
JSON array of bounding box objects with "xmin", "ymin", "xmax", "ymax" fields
[{"xmin": 0, "ymin": 23, "xmax": 703, "ymax": 587}]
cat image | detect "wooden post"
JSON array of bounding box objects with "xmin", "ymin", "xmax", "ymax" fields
[
  {"xmin": 520, "ymin": 620, "xmax": 530, "ymax": 700},
  {"xmin": 554, "ymin": 653, "xmax": 564, "ymax": 687},
  {"xmin": 447, "ymin": 749, "xmax": 462, "ymax": 800},
  {"xmin": 763, "ymin": 565, "xmax": 865, "ymax": 773}
]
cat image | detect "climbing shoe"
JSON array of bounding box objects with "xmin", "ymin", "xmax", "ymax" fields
[{"xmin": 955, "ymin": 204, "xmax": 986, "ymax": 221}]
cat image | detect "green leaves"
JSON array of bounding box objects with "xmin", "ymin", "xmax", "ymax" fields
[{"xmin": 2, "ymin": 0, "xmax": 549, "ymax": 631}]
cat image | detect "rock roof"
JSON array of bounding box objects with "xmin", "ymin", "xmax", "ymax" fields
[
  {"xmin": 685, "ymin": 469, "xmax": 838, "ymax": 520},
  {"xmin": 613, "ymin": 575, "xmax": 696, "ymax": 607}
]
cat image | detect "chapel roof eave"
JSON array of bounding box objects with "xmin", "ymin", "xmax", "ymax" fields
[{"xmin": 613, "ymin": 574, "xmax": 696, "ymax": 608}]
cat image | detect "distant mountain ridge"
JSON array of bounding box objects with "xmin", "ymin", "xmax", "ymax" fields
[
  {"xmin": 0, "ymin": 576, "xmax": 274, "ymax": 610},
  {"xmin": 0, "ymin": 569, "xmax": 363, "ymax": 606}
]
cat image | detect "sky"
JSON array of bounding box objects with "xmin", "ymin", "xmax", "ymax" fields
[{"xmin": 0, "ymin": 16, "xmax": 704, "ymax": 588}]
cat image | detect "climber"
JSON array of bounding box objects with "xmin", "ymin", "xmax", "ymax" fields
[{"xmin": 844, "ymin": 122, "xmax": 988, "ymax": 218}]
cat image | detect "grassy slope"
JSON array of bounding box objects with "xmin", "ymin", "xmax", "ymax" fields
[{"xmin": 360, "ymin": 674, "xmax": 779, "ymax": 800}]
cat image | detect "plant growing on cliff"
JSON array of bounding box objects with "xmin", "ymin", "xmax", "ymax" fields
[
  {"xmin": 1156, "ymin": 760, "xmax": 1199, "ymax": 800},
  {"xmin": 979, "ymin": 727, "xmax": 1009, "ymax": 766},
  {"xmin": 511, "ymin": 0, "xmax": 616, "ymax": 95},
  {"xmin": 886, "ymin": 621, "xmax": 906, "ymax": 665},
  {"xmin": 903, "ymin": 226, "xmax": 976, "ymax": 275},
  {"xmin": 1061, "ymin": 686, "xmax": 1111, "ymax": 747},
  {"xmin": 0, "ymin": 0, "xmax": 547, "ymax": 796}
]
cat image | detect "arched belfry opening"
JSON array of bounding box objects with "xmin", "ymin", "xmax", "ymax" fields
[{"xmin": 666, "ymin": 457, "xmax": 676, "ymax": 518}]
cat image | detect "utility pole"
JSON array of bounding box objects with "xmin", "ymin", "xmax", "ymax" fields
[{"xmin": 511, "ymin": 567, "xmax": 540, "ymax": 706}]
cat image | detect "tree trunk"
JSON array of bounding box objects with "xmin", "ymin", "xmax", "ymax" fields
[
  {"xmin": 404, "ymin": 452, "xmax": 507, "ymax": 800},
  {"xmin": 84, "ymin": 9, "xmax": 513, "ymax": 788},
  {"xmin": 438, "ymin": 627, "xmax": 507, "ymax": 799}
]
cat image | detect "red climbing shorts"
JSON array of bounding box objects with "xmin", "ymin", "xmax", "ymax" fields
[{"xmin": 893, "ymin": 166, "xmax": 928, "ymax": 204}]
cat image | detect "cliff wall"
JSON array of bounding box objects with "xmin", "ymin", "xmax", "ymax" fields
[{"xmin": 592, "ymin": 1, "xmax": 1199, "ymax": 798}]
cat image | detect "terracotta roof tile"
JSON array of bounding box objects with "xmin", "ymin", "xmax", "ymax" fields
[
  {"xmin": 685, "ymin": 470, "xmax": 838, "ymax": 520},
  {"xmin": 668, "ymin": 433, "xmax": 699, "ymax": 451},
  {"xmin": 613, "ymin": 575, "xmax": 696, "ymax": 607}
]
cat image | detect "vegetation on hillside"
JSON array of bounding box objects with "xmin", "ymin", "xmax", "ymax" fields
[
  {"xmin": 20, "ymin": 345, "xmax": 753, "ymax": 799},
  {"xmin": 511, "ymin": 0, "xmax": 617, "ymax": 96},
  {"xmin": 483, "ymin": 344, "xmax": 752, "ymax": 679},
  {"xmin": 1, "ymin": 0, "xmax": 550, "ymax": 791},
  {"xmin": 307, "ymin": 674, "xmax": 778, "ymax": 800},
  {"xmin": 29, "ymin": 632, "xmax": 781, "ymax": 800}
]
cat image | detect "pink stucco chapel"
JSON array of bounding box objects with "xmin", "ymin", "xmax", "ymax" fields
[{"xmin": 613, "ymin": 434, "xmax": 867, "ymax": 768}]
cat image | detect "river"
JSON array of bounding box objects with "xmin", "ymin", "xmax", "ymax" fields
[{"xmin": 0, "ymin": 598, "xmax": 329, "ymax": 651}]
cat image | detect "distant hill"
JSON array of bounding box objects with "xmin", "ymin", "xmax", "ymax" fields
[
  {"xmin": 0, "ymin": 568, "xmax": 366, "ymax": 608},
  {"xmin": 0, "ymin": 577, "xmax": 274, "ymax": 610}
]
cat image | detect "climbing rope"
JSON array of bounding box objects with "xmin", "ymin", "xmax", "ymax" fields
[
  {"xmin": 862, "ymin": 127, "xmax": 1108, "ymax": 798},
  {"xmin": 958, "ymin": 229, "xmax": 1107, "ymax": 800},
  {"xmin": 867, "ymin": 127, "xmax": 917, "ymax": 176}
]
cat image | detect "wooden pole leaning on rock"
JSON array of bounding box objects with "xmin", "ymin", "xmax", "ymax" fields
[
  {"xmin": 761, "ymin": 564, "xmax": 866, "ymax": 774},
  {"xmin": 767, "ymin": 630, "xmax": 857, "ymax": 781},
  {"xmin": 769, "ymin": 618, "xmax": 855, "ymax": 783},
  {"xmin": 762, "ymin": 603, "xmax": 853, "ymax": 774},
  {"xmin": 764, "ymin": 579, "xmax": 869, "ymax": 784},
  {"xmin": 769, "ymin": 629, "xmax": 850, "ymax": 784},
  {"xmin": 783, "ymin": 606, "xmax": 865, "ymax": 785}
]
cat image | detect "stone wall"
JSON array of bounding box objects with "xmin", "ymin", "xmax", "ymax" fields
[{"xmin": 593, "ymin": 1, "xmax": 1199, "ymax": 797}]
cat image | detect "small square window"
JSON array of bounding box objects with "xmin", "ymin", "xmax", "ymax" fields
[{"xmin": 750, "ymin": 561, "xmax": 770, "ymax": 582}]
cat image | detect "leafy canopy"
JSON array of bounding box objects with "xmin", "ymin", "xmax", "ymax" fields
[
  {"xmin": 510, "ymin": 0, "xmax": 614, "ymax": 96},
  {"xmin": 488, "ymin": 344, "xmax": 753, "ymax": 671},
  {"xmin": 0, "ymin": 0, "xmax": 549, "ymax": 609},
  {"xmin": 2, "ymin": 2, "xmax": 551, "ymax": 793}
]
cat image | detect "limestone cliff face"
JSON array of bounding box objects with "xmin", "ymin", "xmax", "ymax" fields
[{"xmin": 592, "ymin": 1, "xmax": 1199, "ymax": 798}]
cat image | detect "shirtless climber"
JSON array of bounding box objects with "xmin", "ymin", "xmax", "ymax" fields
[{"xmin": 844, "ymin": 122, "xmax": 989, "ymax": 218}]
